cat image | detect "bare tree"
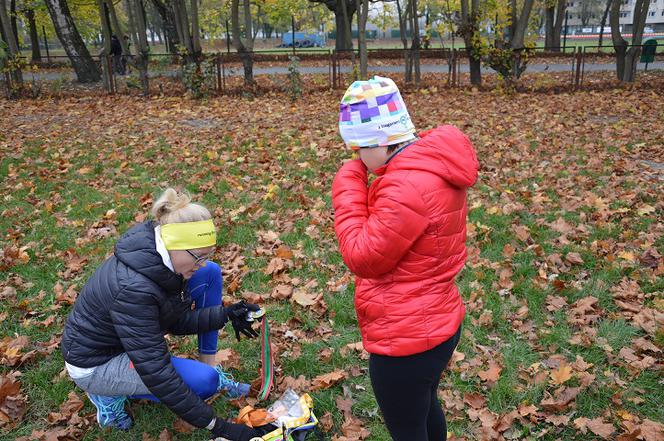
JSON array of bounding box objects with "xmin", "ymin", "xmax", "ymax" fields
[
  {"xmin": 610, "ymin": 0, "xmax": 650, "ymax": 81},
  {"xmin": 44, "ymin": 0, "xmax": 101, "ymax": 82}
]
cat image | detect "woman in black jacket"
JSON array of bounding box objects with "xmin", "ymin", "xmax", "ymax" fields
[{"xmin": 61, "ymin": 188, "xmax": 263, "ymax": 441}]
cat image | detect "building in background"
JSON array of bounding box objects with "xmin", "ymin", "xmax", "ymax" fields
[{"xmin": 565, "ymin": 0, "xmax": 664, "ymax": 34}]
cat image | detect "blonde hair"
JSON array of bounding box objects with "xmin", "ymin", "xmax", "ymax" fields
[{"xmin": 151, "ymin": 188, "xmax": 211, "ymax": 225}]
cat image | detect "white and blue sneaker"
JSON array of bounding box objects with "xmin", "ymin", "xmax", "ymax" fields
[
  {"xmin": 86, "ymin": 393, "xmax": 133, "ymax": 430},
  {"xmin": 214, "ymin": 366, "xmax": 250, "ymax": 399}
]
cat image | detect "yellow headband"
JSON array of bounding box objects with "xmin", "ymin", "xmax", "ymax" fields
[{"xmin": 160, "ymin": 219, "xmax": 217, "ymax": 250}]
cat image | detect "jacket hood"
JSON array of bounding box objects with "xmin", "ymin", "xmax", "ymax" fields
[
  {"xmin": 383, "ymin": 125, "xmax": 478, "ymax": 189},
  {"xmin": 114, "ymin": 221, "xmax": 184, "ymax": 295}
]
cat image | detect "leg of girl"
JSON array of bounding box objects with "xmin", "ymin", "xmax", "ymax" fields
[
  {"xmin": 187, "ymin": 261, "xmax": 223, "ymax": 365},
  {"xmin": 187, "ymin": 261, "xmax": 249, "ymax": 398}
]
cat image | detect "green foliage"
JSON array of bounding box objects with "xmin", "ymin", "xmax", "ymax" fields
[
  {"xmin": 285, "ymin": 55, "xmax": 302, "ymax": 101},
  {"xmin": 181, "ymin": 59, "xmax": 216, "ymax": 98}
]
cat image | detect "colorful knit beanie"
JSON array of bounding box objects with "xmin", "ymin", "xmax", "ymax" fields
[{"xmin": 338, "ymin": 76, "xmax": 416, "ymax": 150}]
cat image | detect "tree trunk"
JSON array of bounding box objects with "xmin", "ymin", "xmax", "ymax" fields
[
  {"xmin": 128, "ymin": 0, "xmax": 149, "ymax": 94},
  {"xmin": 545, "ymin": 6, "xmax": 554, "ymax": 48},
  {"xmin": 396, "ymin": 0, "xmax": 412, "ymax": 83},
  {"xmin": 622, "ymin": 0, "xmax": 650, "ymax": 81},
  {"xmin": 231, "ymin": 0, "xmax": 253, "ymax": 85},
  {"xmin": 356, "ymin": 0, "xmax": 368, "ymax": 79},
  {"xmin": 106, "ymin": 0, "xmax": 128, "ymax": 53},
  {"xmin": 339, "ymin": 0, "xmax": 354, "ymax": 51},
  {"xmin": 0, "ymin": 0, "xmax": 22, "ymax": 84},
  {"xmin": 150, "ymin": 0, "xmax": 179, "ymax": 53},
  {"xmin": 460, "ymin": 0, "xmax": 481, "ymax": 85},
  {"xmin": 552, "ymin": 0, "xmax": 566, "ymax": 50},
  {"xmin": 190, "ymin": 0, "xmax": 201, "ymax": 56},
  {"xmin": 25, "ymin": 8, "xmax": 41, "ymax": 61},
  {"xmin": 9, "ymin": 0, "xmax": 18, "ymax": 49},
  {"xmin": 598, "ymin": 0, "xmax": 611, "ymax": 47},
  {"xmin": 512, "ymin": 0, "xmax": 535, "ymax": 49},
  {"xmin": 45, "ymin": 0, "xmax": 101, "ymax": 82},
  {"xmin": 610, "ymin": 0, "xmax": 627, "ymax": 79},
  {"xmin": 410, "ymin": 0, "xmax": 420, "ymax": 85}
]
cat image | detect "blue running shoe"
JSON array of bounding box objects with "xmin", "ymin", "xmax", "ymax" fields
[
  {"xmin": 86, "ymin": 393, "xmax": 133, "ymax": 430},
  {"xmin": 214, "ymin": 366, "xmax": 250, "ymax": 399}
]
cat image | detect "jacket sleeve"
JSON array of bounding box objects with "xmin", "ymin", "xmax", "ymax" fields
[
  {"xmin": 109, "ymin": 286, "xmax": 215, "ymax": 429},
  {"xmin": 332, "ymin": 160, "xmax": 429, "ymax": 279},
  {"xmin": 167, "ymin": 306, "xmax": 230, "ymax": 336}
]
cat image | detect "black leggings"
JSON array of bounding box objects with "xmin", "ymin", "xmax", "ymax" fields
[{"xmin": 369, "ymin": 326, "xmax": 461, "ymax": 441}]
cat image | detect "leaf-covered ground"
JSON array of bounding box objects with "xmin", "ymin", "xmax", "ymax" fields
[{"xmin": 0, "ymin": 86, "xmax": 662, "ymax": 441}]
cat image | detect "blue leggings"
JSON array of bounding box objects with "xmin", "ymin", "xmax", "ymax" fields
[
  {"xmin": 188, "ymin": 261, "xmax": 223, "ymax": 355},
  {"xmin": 133, "ymin": 261, "xmax": 223, "ymax": 402}
]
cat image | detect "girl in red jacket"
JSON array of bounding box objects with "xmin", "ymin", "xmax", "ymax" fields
[{"xmin": 332, "ymin": 76, "xmax": 478, "ymax": 441}]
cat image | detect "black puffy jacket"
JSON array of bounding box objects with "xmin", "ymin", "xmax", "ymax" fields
[{"xmin": 61, "ymin": 221, "xmax": 229, "ymax": 428}]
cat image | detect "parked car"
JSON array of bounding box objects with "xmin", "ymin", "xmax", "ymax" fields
[{"xmin": 278, "ymin": 32, "xmax": 325, "ymax": 48}]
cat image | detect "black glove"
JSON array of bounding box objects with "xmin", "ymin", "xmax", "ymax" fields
[
  {"xmin": 226, "ymin": 300, "xmax": 260, "ymax": 341},
  {"xmin": 210, "ymin": 418, "xmax": 263, "ymax": 441}
]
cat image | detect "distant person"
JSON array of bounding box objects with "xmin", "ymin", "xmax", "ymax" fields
[
  {"xmin": 122, "ymin": 35, "xmax": 131, "ymax": 74},
  {"xmin": 110, "ymin": 35, "xmax": 124, "ymax": 75}
]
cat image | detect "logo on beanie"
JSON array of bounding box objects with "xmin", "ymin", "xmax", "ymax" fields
[{"xmin": 378, "ymin": 115, "xmax": 410, "ymax": 130}]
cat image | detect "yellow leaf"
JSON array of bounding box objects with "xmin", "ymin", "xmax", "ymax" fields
[
  {"xmin": 637, "ymin": 205, "xmax": 655, "ymax": 216},
  {"xmin": 618, "ymin": 251, "xmax": 636, "ymax": 261},
  {"xmin": 550, "ymin": 363, "xmax": 573, "ymax": 385}
]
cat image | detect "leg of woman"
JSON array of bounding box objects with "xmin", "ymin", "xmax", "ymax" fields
[
  {"xmin": 369, "ymin": 353, "xmax": 433, "ymax": 441},
  {"xmin": 369, "ymin": 327, "xmax": 463, "ymax": 441},
  {"xmin": 76, "ymin": 354, "xmax": 220, "ymax": 401},
  {"xmin": 187, "ymin": 261, "xmax": 223, "ymax": 366}
]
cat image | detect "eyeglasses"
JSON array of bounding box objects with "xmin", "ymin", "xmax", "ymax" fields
[{"xmin": 186, "ymin": 249, "xmax": 212, "ymax": 266}]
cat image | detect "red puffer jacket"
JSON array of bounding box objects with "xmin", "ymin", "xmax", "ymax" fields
[{"xmin": 332, "ymin": 125, "xmax": 478, "ymax": 356}]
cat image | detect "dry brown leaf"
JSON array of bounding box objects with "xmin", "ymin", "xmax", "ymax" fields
[
  {"xmin": 574, "ymin": 417, "xmax": 615, "ymax": 439},
  {"xmin": 311, "ymin": 370, "xmax": 346, "ymax": 391},
  {"xmin": 477, "ymin": 362, "xmax": 502, "ymax": 383}
]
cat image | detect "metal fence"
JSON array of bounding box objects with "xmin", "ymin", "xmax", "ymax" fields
[{"xmin": 2, "ymin": 44, "xmax": 663, "ymax": 98}]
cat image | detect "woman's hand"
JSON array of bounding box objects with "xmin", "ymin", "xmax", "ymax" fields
[
  {"xmin": 210, "ymin": 418, "xmax": 263, "ymax": 441},
  {"xmin": 226, "ymin": 301, "xmax": 260, "ymax": 341}
]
